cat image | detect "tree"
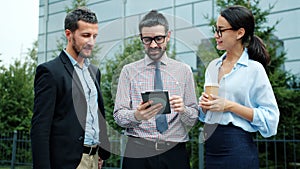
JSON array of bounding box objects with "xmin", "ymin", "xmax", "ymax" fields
[{"xmin": 0, "ymin": 41, "xmax": 37, "ymax": 132}]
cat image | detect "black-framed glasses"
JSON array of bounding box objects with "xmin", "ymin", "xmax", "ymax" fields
[
  {"xmin": 140, "ymin": 35, "xmax": 167, "ymax": 45},
  {"xmin": 213, "ymin": 26, "xmax": 234, "ymax": 37}
]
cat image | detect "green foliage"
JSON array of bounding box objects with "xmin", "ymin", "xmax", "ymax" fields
[
  {"xmin": 195, "ymin": 39, "xmax": 219, "ymax": 97},
  {"xmin": 0, "ymin": 41, "xmax": 37, "ymax": 132},
  {"xmin": 65, "ymin": 0, "xmax": 88, "ymax": 13},
  {"xmin": 54, "ymin": 33, "xmax": 67, "ymax": 57},
  {"xmin": 0, "ymin": 42, "xmax": 36, "ymax": 165}
]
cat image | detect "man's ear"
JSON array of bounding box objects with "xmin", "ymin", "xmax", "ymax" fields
[
  {"xmin": 65, "ymin": 29, "xmax": 72, "ymax": 41},
  {"xmin": 166, "ymin": 31, "xmax": 171, "ymax": 42}
]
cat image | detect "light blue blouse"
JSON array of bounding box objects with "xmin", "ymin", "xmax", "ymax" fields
[{"xmin": 199, "ymin": 49, "xmax": 280, "ymax": 138}]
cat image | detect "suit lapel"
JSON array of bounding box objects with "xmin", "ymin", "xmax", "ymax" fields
[
  {"xmin": 88, "ymin": 65, "xmax": 105, "ymax": 118},
  {"xmin": 88, "ymin": 66, "xmax": 99, "ymax": 90},
  {"xmin": 59, "ymin": 52, "xmax": 87, "ymax": 127},
  {"xmin": 60, "ymin": 52, "xmax": 85, "ymax": 95},
  {"xmin": 88, "ymin": 66, "xmax": 101, "ymax": 95}
]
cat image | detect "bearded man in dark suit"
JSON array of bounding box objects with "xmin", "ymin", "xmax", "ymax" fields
[{"xmin": 31, "ymin": 7, "xmax": 110, "ymax": 169}]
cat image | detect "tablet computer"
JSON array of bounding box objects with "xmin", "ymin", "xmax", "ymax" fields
[{"xmin": 141, "ymin": 90, "xmax": 171, "ymax": 114}]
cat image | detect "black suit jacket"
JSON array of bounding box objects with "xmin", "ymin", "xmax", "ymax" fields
[{"xmin": 31, "ymin": 51, "xmax": 110, "ymax": 169}]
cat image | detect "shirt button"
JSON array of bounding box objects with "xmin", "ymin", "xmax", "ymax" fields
[{"xmin": 78, "ymin": 136, "xmax": 84, "ymax": 141}]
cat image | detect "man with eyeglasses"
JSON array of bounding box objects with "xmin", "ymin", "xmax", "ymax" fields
[{"xmin": 113, "ymin": 10, "xmax": 198, "ymax": 169}]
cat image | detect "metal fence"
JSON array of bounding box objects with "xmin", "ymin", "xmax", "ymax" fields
[
  {"xmin": 0, "ymin": 131, "xmax": 32, "ymax": 169},
  {"xmin": 254, "ymin": 126, "xmax": 300, "ymax": 169},
  {"xmin": 0, "ymin": 127, "xmax": 299, "ymax": 169}
]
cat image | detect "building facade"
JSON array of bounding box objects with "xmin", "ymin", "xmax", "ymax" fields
[{"xmin": 37, "ymin": 0, "xmax": 300, "ymax": 78}]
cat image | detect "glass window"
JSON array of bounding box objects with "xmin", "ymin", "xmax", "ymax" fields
[
  {"xmin": 194, "ymin": 1, "xmax": 213, "ymax": 26},
  {"xmin": 175, "ymin": 5, "xmax": 193, "ymax": 28}
]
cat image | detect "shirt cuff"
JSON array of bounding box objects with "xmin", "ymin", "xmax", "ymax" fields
[
  {"xmin": 179, "ymin": 106, "xmax": 198, "ymax": 125},
  {"xmin": 129, "ymin": 111, "xmax": 142, "ymax": 124},
  {"xmin": 250, "ymin": 108, "xmax": 263, "ymax": 126},
  {"xmin": 198, "ymin": 107, "xmax": 206, "ymax": 122}
]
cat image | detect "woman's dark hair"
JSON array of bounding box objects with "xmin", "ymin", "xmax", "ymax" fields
[
  {"xmin": 64, "ymin": 7, "xmax": 98, "ymax": 32},
  {"xmin": 139, "ymin": 10, "xmax": 169, "ymax": 34},
  {"xmin": 221, "ymin": 5, "xmax": 270, "ymax": 68}
]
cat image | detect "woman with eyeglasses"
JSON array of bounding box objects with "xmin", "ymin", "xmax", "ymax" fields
[{"xmin": 198, "ymin": 5, "xmax": 279, "ymax": 169}]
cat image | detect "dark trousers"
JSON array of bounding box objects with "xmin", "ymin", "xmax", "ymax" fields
[{"xmin": 122, "ymin": 137, "xmax": 190, "ymax": 169}]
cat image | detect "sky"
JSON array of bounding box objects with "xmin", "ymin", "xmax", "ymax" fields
[{"xmin": 0, "ymin": 0, "xmax": 39, "ymax": 67}]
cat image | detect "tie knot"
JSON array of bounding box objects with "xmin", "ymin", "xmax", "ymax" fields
[{"xmin": 155, "ymin": 61, "xmax": 161, "ymax": 69}]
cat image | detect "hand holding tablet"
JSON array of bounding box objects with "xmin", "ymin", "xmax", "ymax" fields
[{"xmin": 141, "ymin": 90, "xmax": 171, "ymax": 114}]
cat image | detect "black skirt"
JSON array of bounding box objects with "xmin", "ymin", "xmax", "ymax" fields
[{"xmin": 204, "ymin": 123, "xmax": 259, "ymax": 169}]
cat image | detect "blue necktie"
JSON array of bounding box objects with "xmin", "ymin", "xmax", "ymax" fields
[{"xmin": 154, "ymin": 61, "xmax": 168, "ymax": 133}]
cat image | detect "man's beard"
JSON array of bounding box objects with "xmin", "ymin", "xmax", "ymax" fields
[
  {"xmin": 145, "ymin": 46, "xmax": 166, "ymax": 61},
  {"xmin": 72, "ymin": 37, "xmax": 92, "ymax": 59}
]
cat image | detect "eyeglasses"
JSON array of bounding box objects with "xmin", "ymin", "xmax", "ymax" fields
[
  {"xmin": 213, "ymin": 26, "xmax": 235, "ymax": 37},
  {"xmin": 140, "ymin": 35, "xmax": 167, "ymax": 45}
]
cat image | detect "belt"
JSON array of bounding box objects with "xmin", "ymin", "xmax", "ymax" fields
[
  {"xmin": 83, "ymin": 145, "xmax": 99, "ymax": 156},
  {"xmin": 128, "ymin": 136, "xmax": 180, "ymax": 151}
]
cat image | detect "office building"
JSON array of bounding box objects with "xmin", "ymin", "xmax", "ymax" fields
[{"xmin": 38, "ymin": 0, "xmax": 300, "ymax": 78}]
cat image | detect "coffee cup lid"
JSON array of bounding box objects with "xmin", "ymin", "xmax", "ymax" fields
[{"xmin": 205, "ymin": 83, "xmax": 219, "ymax": 87}]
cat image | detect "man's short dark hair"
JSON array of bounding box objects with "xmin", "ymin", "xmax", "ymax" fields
[
  {"xmin": 64, "ymin": 7, "xmax": 98, "ymax": 32},
  {"xmin": 139, "ymin": 10, "xmax": 169, "ymax": 34}
]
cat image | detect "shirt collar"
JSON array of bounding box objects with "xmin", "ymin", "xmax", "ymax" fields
[
  {"xmin": 63, "ymin": 49, "xmax": 90, "ymax": 68},
  {"xmin": 145, "ymin": 52, "xmax": 168, "ymax": 66},
  {"xmin": 216, "ymin": 48, "xmax": 249, "ymax": 67}
]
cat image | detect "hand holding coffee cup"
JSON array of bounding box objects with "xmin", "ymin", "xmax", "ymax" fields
[{"xmin": 205, "ymin": 83, "xmax": 219, "ymax": 100}]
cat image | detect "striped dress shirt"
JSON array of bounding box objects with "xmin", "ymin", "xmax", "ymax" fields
[{"xmin": 113, "ymin": 54, "xmax": 198, "ymax": 142}]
